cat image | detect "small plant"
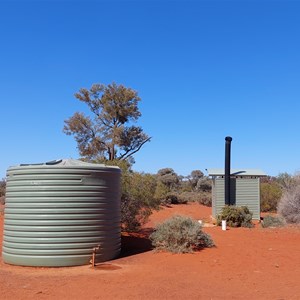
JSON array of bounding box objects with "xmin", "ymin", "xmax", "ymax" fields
[
  {"xmin": 150, "ymin": 215, "xmax": 214, "ymax": 253},
  {"xmin": 261, "ymin": 215, "xmax": 285, "ymax": 228},
  {"xmin": 216, "ymin": 205, "xmax": 254, "ymax": 228}
]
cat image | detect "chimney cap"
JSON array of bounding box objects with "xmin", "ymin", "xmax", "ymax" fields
[{"xmin": 225, "ymin": 136, "xmax": 232, "ymax": 141}]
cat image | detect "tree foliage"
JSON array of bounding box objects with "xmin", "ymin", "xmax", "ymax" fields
[
  {"xmin": 187, "ymin": 170, "xmax": 204, "ymax": 190},
  {"xmin": 276, "ymin": 172, "xmax": 298, "ymax": 190},
  {"xmin": 154, "ymin": 168, "xmax": 211, "ymax": 206},
  {"xmin": 156, "ymin": 168, "xmax": 180, "ymax": 190},
  {"xmin": 64, "ymin": 82, "xmax": 150, "ymax": 161}
]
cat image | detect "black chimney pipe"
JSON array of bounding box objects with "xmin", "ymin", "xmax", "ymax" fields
[{"xmin": 225, "ymin": 136, "xmax": 232, "ymax": 205}]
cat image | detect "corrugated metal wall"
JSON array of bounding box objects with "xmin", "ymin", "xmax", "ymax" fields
[
  {"xmin": 212, "ymin": 180, "xmax": 216, "ymax": 217},
  {"xmin": 235, "ymin": 178, "xmax": 260, "ymax": 219},
  {"xmin": 2, "ymin": 162, "xmax": 121, "ymax": 267},
  {"xmin": 212, "ymin": 177, "xmax": 260, "ymax": 220}
]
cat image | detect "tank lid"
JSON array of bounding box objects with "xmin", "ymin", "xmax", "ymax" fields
[{"xmin": 12, "ymin": 159, "xmax": 120, "ymax": 170}]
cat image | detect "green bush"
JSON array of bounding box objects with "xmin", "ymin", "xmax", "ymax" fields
[
  {"xmin": 165, "ymin": 194, "xmax": 187, "ymax": 205},
  {"xmin": 261, "ymin": 215, "xmax": 286, "ymax": 228},
  {"xmin": 216, "ymin": 206, "xmax": 254, "ymax": 228},
  {"xmin": 167, "ymin": 191, "xmax": 212, "ymax": 207},
  {"xmin": 160, "ymin": 191, "xmax": 212, "ymax": 206},
  {"xmin": 260, "ymin": 182, "xmax": 282, "ymax": 212},
  {"xmin": 121, "ymin": 171, "xmax": 160, "ymax": 231},
  {"xmin": 150, "ymin": 215, "xmax": 214, "ymax": 253},
  {"xmin": 99, "ymin": 159, "xmax": 159, "ymax": 231},
  {"xmin": 176, "ymin": 192, "xmax": 196, "ymax": 204},
  {"xmin": 154, "ymin": 181, "xmax": 170, "ymax": 203},
  {"xmin": 278, "ymin": 185, "xmax": 300, "ymax": 224}
]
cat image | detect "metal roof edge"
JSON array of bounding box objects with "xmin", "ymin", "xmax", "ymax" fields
[{"xmin": 206, "ymin": 168, "xmax": 267, "ymax": 177}]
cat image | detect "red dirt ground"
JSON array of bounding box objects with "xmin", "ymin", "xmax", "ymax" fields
[{"xmin": 1, "ymin": 203, "xmax": 300, "ymax": 300}]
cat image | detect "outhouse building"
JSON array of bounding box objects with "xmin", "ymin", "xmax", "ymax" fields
[{"xmin": 207, "ymin": 168, "xmax": 267, "ymax": 220}]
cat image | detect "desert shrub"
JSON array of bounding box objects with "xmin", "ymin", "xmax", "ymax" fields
[
  {"xmin": 165, "ymin": 194, "xmax": 180, "ymax": 204},
  {"xmin": 150, "ymin": 215, "xmax": 214, "ymax": 253},
  {"xmin": 216, "ymin": 205, "xmax": 254, "ymax": 228},
  {"xmin": 154, "ymin": 181, "xmax": 170, "ymax": 202},
  {"xmin": 278, "ymin": 185, "xmax": 300, "ymax": 224},
  {"xmin": 176, "ymin": 191, "xmax": 199, "ymax": 203},
  {"xmin": 196, "ymin": 177, "xmax": 212, "ymax": 192},
  {"xmin": 175, "ymin": 191, "xmax": 212, "ymax": 207},
  {"xmin": 164, "ymin": 194, "xmax": 188, "ymax": 205},
  {"xmin": 156, "ymin": 168, "xmax": 180, "ymax": 190},
  {"xmin": 160, "ymin": 191, "xmax": 211, "ymax": 206},
  {"xmin": 121, "ymin": 171, "xmax": 160, "ymax": 231},
  {"xmin": 260, "ymin": 182, "xmax": 282, "ymax": 212},
  {"xmin": 100, "ymin": 159, "xmax": 159, "ymax": 231},
  {"xmin": 261, "ymin": 215, "xmax": 285, "ymax": 228},
  {"xmin": 197, "ymin": 191, "xmax": 212, "ymax": 206},
  {"xmin": 276, "ymin": 172, "xmax": 298, "ymax": 190}
]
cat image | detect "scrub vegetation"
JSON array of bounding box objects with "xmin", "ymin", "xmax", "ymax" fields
[
  {"xmin": 261, "ymin": 215, "xmax": 286, "ymax": 228},
  {"xmin": 216, "ymin": 205, "xmax": 254, "ymax": 228},
  {"xmin": 150, "ymin": 215, "xmax": 214, "ymax": 253},
  {"xmin": 105, "ymin": 160, "xmax": 212, "ymax": 231},
  {"xmin": 260, "ymin": 177, "xmax": 282, "ymax": 212},
  {"xmin": 278, "ymin": 175, "xmax": 300, "ymax": 224}
]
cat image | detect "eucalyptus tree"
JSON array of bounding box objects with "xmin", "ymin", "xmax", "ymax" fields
[{"xmin": 64, "ymin": 82, "xmax": 150, "ymax": 161}]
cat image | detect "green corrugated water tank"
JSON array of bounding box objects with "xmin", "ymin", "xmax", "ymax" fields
[{"xmin": 2, "ymin": 159, "xmax": 121, "ymax": 267}]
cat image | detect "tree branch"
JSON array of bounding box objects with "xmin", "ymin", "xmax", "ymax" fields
[{"xmin": 120, "ymin": 137, "xmax": 152, "ymax": 160}]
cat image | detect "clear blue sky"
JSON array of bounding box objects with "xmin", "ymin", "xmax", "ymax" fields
[{"xmin": 1, "ymin": 0, "xmax": 300, "ymax": 178}]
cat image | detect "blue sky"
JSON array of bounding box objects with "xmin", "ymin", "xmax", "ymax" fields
[{"xmin": 1, "ymin": 0, "xmax": 300, "ymax": 178}]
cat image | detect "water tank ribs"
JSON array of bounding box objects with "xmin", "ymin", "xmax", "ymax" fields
[{"xmin": 2, "ymin": 159, "xmax": 121, "ymax": 267}]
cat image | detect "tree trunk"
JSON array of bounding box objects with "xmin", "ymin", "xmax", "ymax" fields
[
  {"xmin": 107, "ymin": 147, "xmax": 112, "ymax": 160},
  {"xmin": 111, "ymin": 147, "xmax": 115, "ymax": 160}
]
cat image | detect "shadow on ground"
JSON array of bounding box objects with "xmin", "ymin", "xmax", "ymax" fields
[{"xmin": 120, "ymin": 228, "xmax": 154, "ymax": 258}]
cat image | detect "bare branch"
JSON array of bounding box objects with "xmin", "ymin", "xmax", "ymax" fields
[{"xmin": 120, "ymin": 137, "xmax": 151, "ymax": 160}]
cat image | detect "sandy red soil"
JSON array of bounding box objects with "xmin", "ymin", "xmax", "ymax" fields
[{"xmin": 1, "ymin": 203, "xmax": 300, "ymax": 300}]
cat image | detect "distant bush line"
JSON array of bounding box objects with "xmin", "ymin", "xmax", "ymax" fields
[{"xmin": 2, "ymin": 169, "xmax": 300, "ymax": 230}]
